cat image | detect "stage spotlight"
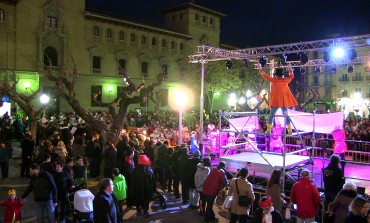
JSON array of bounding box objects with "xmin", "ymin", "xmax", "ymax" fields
[
  {"xmin": 299, "ymin": 53, "xmax": 308, "ymax": 65},
  {"xmin": 332, "ymin": 47, "xmax": 345, "ymax": 58},
  {"xmin": 259, "ymin": 56, "xmax": 267, "ymax": 68},
  {"xmin": 324, "ymin": 51, "xmax": 330, "ymax": 62},
  {"xmin": 347, "ymin": 65, "xmax": 354, "ymax": 73},
  {"xmin": 330, "ymin": 67, "xmax": 337, "ymax": 74},
  {"xmin": 226, "ymin": 60, "xmax": 233, "ymax": 70},
  {"xmin": 300, "ymin": 67, "xmax": 306, "ymax": 74},
  {"xmin": 279, "ymin": 54, "xmax": 288, "ymax": 66},
  {"xmin": 314, "ymin": 66, "xmax": 321, "ymax": 74},
  {"xmin": 242, "ymin": 58, "xmax": 248, "ymax": 68},
  {"xmin": 348, "ymin": 49, "xmax": 357, "ymax": 60}
]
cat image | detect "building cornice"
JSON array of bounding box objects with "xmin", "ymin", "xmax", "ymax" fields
[
  {"xmin": 85, "ymin": 10, "xmax": 193, "ymax": 40},
  {"xmin": 160, "ymin": 2, "xmax": 226, "ymax": 18}
]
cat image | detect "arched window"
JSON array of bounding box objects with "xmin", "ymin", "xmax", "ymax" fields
[
  {"xmin": 0, "ymin": 9, "xmax": 5, "ymax": 21},
  {"xmin": 44, "ymin": 46, "xmax": 58, "ymax": 66}
]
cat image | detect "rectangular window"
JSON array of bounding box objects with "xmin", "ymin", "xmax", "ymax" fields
[
  {"xmin": 210, "ymin": 18, "xmax": 214, "ymax": 25},
  {"xmin": 92, "ymin": 56, "xmax": 101, "ymax": 74},
  {"xmin": 141, "ymin": 61, "xmax": 148, "ymax": 77},
  {"xmin": 118, "ymin": 59, "xmax": 126, "ymax": 74},
  {"xmin": 152, "ymin": 37, "xmax": 157, "ymax": 46},
  {"xmin": 179, "ymin": 43, "xmax": 184, "ymax": 51},
  {"xmin": 94, "ymin": 26, "xmax": 100, "ymax": 36},
  {"xmin": 171, "ymin": 41, "xmax": 175, "ymax": 49},
  {"xmin": 195, "ymin": 14, "xmax": 199, "ymax": 21},
  {"xmin": 179, "ymin": 13, "xmax": 183, "ymax": 20},
  {"xmin": 107, "ymin": 29, "xmax": 112, "ymax": 39},
  {"xmin": 0, "ymin": 9, "xmax": 5, "ymax": 21},
  {"xmin": 161, "ymin": 89, "xmax": 168, "ymax": 107},
  {"xmin": 161, "ymin": 39, "xmax": 166, "ymax": 47},
  {"xmin": 162, "ymin": 64, "xmax": 168, "ymax": 79},
  {"xmin": 91, "ymin": 85, "xmax": 102, "ymax": 107},
  {"xmin": 202, "ymin": 16, "xmax": 207, "ymax": 23},
  {"xmin": 119, "ymin": 31, "xmax": 124, "ymax": 40},
  {"xmin": 47, "ymin": 16, "xmax": 58, "ymax": 28},
  {"xmin": 141, "ymin": 35, "xmax": 146, "ymax": 44},
  {"xmin": 131, "ymin": 33, "xmax": 136, "ymax": 42}
]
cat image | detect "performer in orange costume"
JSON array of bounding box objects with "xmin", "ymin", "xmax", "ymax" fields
[{"xmin": 259, "ymin": 65, "xmax": 298, "ymax": 134}]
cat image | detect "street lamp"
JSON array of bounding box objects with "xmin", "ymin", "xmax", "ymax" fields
[
  {"xmin": 174, "ymin": 90, "xmax": 188, "ymax": 146},
  {"xmin": 40, "ymin": 93, "xmax": 50, "ymax": 117}
]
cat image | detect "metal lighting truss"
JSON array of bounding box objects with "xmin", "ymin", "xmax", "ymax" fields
[{"xmin": 188, "ymin": 34, "xmax": 370, "ymax": 68}]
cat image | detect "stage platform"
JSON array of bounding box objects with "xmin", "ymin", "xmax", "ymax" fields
[{"xmin": 219, "ymin": 151, "xmax": 312, "ymax": 174}]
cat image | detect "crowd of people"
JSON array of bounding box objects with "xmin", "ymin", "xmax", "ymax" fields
[{"xmin": 0, "ymin": 109, "xmax": 369, "ymax": 223}]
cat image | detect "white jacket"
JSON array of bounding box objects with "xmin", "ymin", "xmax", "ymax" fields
[{"xmin": 194, "ymin": 163, "xmax": 210, "ymax": 192}]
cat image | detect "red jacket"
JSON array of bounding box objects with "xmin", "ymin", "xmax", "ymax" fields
[
  {"xmin": 202, "ymin": 168, "xmax": 227, "ymax": 196},
  {"xmin": 290, "ymin": 177, "xmax": 321, "ymax": 218},
  {"xmin": 1, "ymin": 199, "xmax": 24, "ymax": 222}
]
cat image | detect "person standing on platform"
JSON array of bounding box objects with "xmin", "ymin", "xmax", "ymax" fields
[
  {"xmin": 290, "ymin": 169, "xmax": 321, "ymax": 223},
  {"xmin": 189, "ymin": 131, "xmax": 199, "ymax": 155},
  {"xmin": 323, "ymin": 154, "xmax": 344, "ymax": 214},
  {"xmin": 258, "ymin": 65, "xmax": 298, "ymax": 134}
]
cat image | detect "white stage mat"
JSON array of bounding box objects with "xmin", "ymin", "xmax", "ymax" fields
[{"xmin": 220, "ymin": 151, "xmax": 311, "ymax": 174}]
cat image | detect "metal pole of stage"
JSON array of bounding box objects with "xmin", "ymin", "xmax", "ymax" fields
[{"xmin": 199, "ymin": 61, "xmax": 206, "ymax": 152}]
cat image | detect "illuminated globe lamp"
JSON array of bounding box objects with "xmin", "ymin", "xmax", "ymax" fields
[
  {"xmin": 40, "ymin": 94, "xmax": 50, "ymax": 104},
  {"xmin": 174, "ymin": 90, "xmax": 188, "ymax": 146}
]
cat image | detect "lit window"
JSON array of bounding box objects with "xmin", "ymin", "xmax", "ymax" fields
[
  {"xmin": 131, "ymin": 33, "xmax": 136, "ymax": 42},
  {"xmin": 94, "ymin": 26, "xmax": 100, "ymax": 36},
  {"xmin": 46, "ymin": 16, "xmax": 58, "ymax": 28},
  {"xmin": 0, "ymin": 9, "xmax": 5, "ymax": 21},
  {"xmin": 107, "ymin": 29, "xmax": 112, "ymax": 39}
]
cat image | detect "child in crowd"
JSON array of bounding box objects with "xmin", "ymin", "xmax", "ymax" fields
[{"xmin": 1, "ymin": 189, "xmax": 24, "ymax": 223}]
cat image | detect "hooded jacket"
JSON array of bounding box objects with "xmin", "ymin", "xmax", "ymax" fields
[
  {"xmin": 113, "ymin": 174, "xmax": 127, "ymax": 201},
  {"xmin": 194, "ymin": 163, "xmax": 210, "ymax": 192}
]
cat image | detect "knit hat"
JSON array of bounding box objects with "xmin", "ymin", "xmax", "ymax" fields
[
  {"xmin": 259, "ymin": 196, "xmax": 272, "ymax": 208},
  {"xmin": 8, "ymin": 189, "xmax": 16, "ymax": 196},
  {"xmin": 138, "ymin": 154, "xmax": 151, "ymax": 166}
]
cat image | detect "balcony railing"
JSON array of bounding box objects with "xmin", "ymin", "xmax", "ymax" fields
[
  {"xmin": 352, "ymin": 76, "xmax": 363, "ymax": 81},
  {"xmin": 92, "ymin": 68, "xmax": 101, "ymax": 74},
  {"xmin": 339, "ymin": 77, "xmax": 349, "ymax": 82}
]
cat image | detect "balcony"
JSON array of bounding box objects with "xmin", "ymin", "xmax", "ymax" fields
[
  {"xmin": 352, "ymin": 77, "xmax": 363, "ymax": 81},
  {"xmin": 339, "ymin": 77, "xmax": 349, "ymax": 82}
]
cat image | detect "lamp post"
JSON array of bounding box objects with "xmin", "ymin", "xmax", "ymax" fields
[
  {"xmin": 174, "ymin": 90, "xmax": 188, "ymax": 146},
  {"xmin": 40, "ymin": 93, "xmax": 50, "ymax": 117}
]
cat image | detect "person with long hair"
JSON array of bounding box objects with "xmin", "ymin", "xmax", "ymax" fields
[
  {"xmin": 258, "ymin": 65, "xmax": 298, "ymax": 134},
  {"xmin": 345, "ymin": 196, "xmax": 369, "ymax": 223},
  {"xmin": 266, "ymin": 169, "xmax": 285, "ymax": 214}
]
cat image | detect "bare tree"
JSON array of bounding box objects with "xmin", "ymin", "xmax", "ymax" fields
[
  {"xmin": 0, "ymin": 71, "xmax": 50, "ymax": 138},
  {"xmin": 46, "ymin": 58, "xmax": 164, "ymax": 144}
]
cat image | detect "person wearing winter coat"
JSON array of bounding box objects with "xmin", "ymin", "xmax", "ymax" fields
[
  {"xmin": 290, "ymin": 169, "xmax": 321, "ymax": 223},
  {"xmin": 112, "ymin": 168, "xmax": 127, "ymax": 218},
  {"xmin": 132, "ymin": 155, "xmax": 156, "ymax": 218},
  {"xmin": 93, "ymin": 178, "xmax": 121, "ymax": 223},
  {"xmin": 122, "ymin": 149, "xmax": 135, "ymax": 208},
  {"xmin": 103, "ymin": 141, "xmax": 117, "ymax": 178},
  {"xmin": 331, "ymin": 181, "xmax": 358, "ymax": 223},
  {"xmin": 252, "ymin": 196, "xmax": 283, "ymax": 223},
  {"xmin": 194, "ymin": 156, "xmax": 211, "ymax": 216},
  {"xmin": 202, "ymin": 161, "xmax": 228, "ymax": 222},
  {"xmin": 187, "ymin": 150, "xmax": 202, "ymax": 209},
  {"xmin": 21, "ymin": 132, "xmax": 35, "ymax": 177},
  {"xmin": 1, "ymin": 189, "xmax": 24, "ymax": 223},
  {"xmin": 0, "ymin": 139, "xmax": 11, "ymax": 179},
  {"xmin": 228, "ymin": 167, "xmax": 255, "ymax": 223}
]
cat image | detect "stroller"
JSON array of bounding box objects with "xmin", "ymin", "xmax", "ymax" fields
[{"xmin": 73, "ymin": 189, "xmax": 95, "ymax": 223}]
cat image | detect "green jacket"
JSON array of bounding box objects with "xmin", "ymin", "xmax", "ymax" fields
[{"xmin": 113, "ymin": 174, "xmax": 127, "ymax": 201}]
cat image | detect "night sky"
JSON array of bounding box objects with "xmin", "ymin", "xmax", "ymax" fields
[{"xmin": 86, "ymin": 0, "xmax": 370, "ymax": 48}]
